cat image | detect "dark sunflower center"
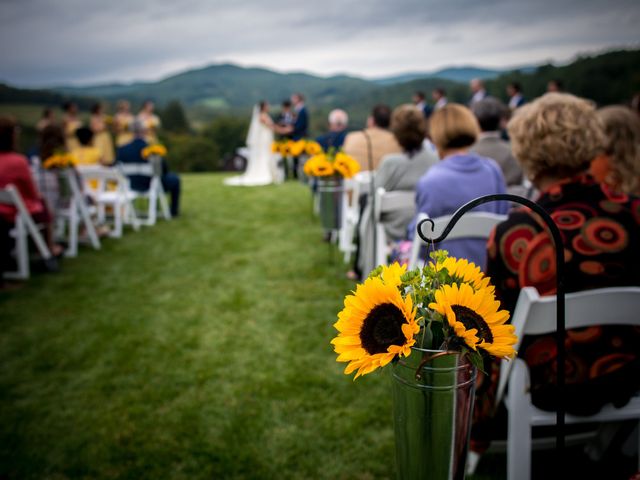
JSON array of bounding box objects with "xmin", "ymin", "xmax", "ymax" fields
[
  {"xmin": 451, "ymin": 305, "xmax": 493, "ymax": 343},
  {"xmin": 359, "ymin": 303, "xmax": 406, "ymax": 355}
]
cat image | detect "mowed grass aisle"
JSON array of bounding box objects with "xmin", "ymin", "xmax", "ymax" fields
[{"xmin": 0, "ymin": 174, "xmax": 397, "ymax": 479}]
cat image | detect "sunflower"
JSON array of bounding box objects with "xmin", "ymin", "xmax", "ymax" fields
[
  {"xmin": 288, "ymin": 139, "xmax": 307, "ymax": 156},
  {"xmin": 332, "ymin": 276, "xmax": 420, "ymax": 378},
  {"xmin": 305, "ymin": 141, "xmax": 323, "ymax": 156},
  {"xmin": 379, "ymin": 262, "xmax": 406, "ymax": 288},
  {"xmin": 271, "ymin": 142, "xmax": 280, "ymax": 153},
  {"xmin": 142, "ymin": 144, "xmax": 167, "ymax": 158},
  {"xmin": 304, "ymin": 154, "xmax": 335, "ymax": 177},
  {"xmin": 435, "ymin": 257, "xmax": 493, "ymax": 292},
  {"xmin": 333, "ymin": 152, "xmax": 360, "ymax": 179},
  {"xmin": 429, "ymin": 283, "xmax": 516, "ymax": 358}
]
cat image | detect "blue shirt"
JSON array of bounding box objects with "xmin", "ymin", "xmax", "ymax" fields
[{"xmin": 409, "ymin": 152, "xmax": 508, "ymax": 268}]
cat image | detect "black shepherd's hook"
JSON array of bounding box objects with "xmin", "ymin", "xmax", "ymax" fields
[{"xmin": 417, "ymin": 193, "xmax": 566, "ymax": 454}]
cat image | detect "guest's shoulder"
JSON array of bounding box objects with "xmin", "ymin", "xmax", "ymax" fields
[{"xmin": 0, "ymin": 152, "xmax": 29, "ymax": 166}]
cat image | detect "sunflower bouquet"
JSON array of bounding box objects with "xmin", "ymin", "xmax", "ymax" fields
[
  {"xmin": 271, "ymin": 139, "xmax": 322, "ymax": 157},
  {"xmin": 141, "ymin": 144, "xmax": 167, "ymax": 159},
  {"xmin": 42, "ymin": 153, "xmax": 77, "ymax": 170},
  {"xmin": 303, "ymin": 150, "xmax": 360, "ymax": 179},
  {"xmin": 331, "ymin": 251, "xmax": 517, "ymax": 379}
]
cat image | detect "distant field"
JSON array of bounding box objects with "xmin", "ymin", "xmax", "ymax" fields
[{"xmin": 0, "ymin": 103, "xmax": 91, "ymax": 127}]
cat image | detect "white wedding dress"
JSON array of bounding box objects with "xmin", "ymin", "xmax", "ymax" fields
[{"xmin": 224, "ymin": 106, "xmax": 276, "ymax": 186}]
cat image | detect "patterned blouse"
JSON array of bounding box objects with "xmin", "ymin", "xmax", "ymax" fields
[{"xmin": 486, "ymin": 174, "xmax": 640, "ymax": 415}]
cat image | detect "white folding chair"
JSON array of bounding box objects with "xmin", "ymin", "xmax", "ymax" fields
[
  {"xmin": 338, "ymin": 171, "xmax": 374, "ymax": 263},
  {"xmin": 496, "ymin": 286, "xmax": 640, "ymax": 480},
  {"xmin": 0, "ymin": 185, "xmax": 53, "ymax": 280},
  {"xmin": 118, "ymin": 161, "xmax": 171, "ymax": 227},
  {"xmin": 373, "ymin": 187, "xmax": 415, "ymax": 267},
  {"xmin": 77, "ymin": 166, "xmax": 140, "ymax": 238},
  {"xmin": 56, "ymin": 169, "xmax": 100, "ymax": 257},
  {"xmin": 408, "ymin": 211, "xmax": 507, "ymax": 269}
]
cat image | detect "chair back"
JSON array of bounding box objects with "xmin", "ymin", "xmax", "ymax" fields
[
  {"xmin": 496, "ymin": 286, "xmax": 640, "ymax": 405},
  {"xmin": 373, "ymin": 188, "xmax": 415, "ymax": 267},
  {"xmin": 408, "ymin": 212, "xmax": 506, "ymax": 269}
]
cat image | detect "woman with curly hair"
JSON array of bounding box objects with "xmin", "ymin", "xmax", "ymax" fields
[
  {"xmin": 591, "ymin": 105, "xmax": 640, "ymax": 195},
  {"xmin": 472, "ymin": 93, "xmax": 640, "ymax": 456}
]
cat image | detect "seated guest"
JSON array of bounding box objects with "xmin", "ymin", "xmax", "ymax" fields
[
  {"xmin": 37, "ymin": 125, "xmax": 67, "ymax": 211},
  {"xmin": 356, "ymin": 105, "xmax": 438, "ymax": 277},
  {"xmin": 316, "ymin": 109, "xmax": 349, "ymax": 151},
  {"xmin": 73, "ymin": 127, "xmax": 104, "ymax": 166},
  {"xmin": 590, "ymin": 105, "xmax": 640, "ymax": 195},
  {"xmin": 343, "ymin": 104, "xmax": 401, "ymax": 171},
  {"xmin": 473, "ymin": 93, "xmax": 640, "ymax": 454},
  {"xmin": 410, "ymin": 103, "xmax": 508, "ymax": 269},
  {"xmin": 117, "ymin": 121, "xmax": 181, "ymax": 217},
  {"xmin": 0, "ymin": 117, "xmax": 62, "ymax": 256},
  {"xmin": 470, "ymin": 97, "xmax": 523, "ymax": 188}
]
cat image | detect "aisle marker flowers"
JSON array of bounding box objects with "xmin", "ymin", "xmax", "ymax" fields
[
  {"xmin": 331, "ymin": 251, "xmax": 517, "ymax": 379},
  {"xmin": 304, "ymin": 149, "xmax": 360, "ymax": 179},
  {"xmin": 42, "ymin": 153, "xmax": 77, "ymax": 169},
  {"xmin": 142, "ymin": 144, "xmax": 167, "ymax": 158}
]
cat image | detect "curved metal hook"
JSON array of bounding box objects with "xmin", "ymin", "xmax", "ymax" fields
[{"xmin": 415, "ymin": 192, "xmax": 566, "ymax": 454}]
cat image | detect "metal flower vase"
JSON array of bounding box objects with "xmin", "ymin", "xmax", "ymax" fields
[
  {"xmin": 317, "ymin": 177, "xmax": 343, "ymax": 232},
  {"xmin": 391, "ymin": 349, "xmax": 477, "ymax": 480}
]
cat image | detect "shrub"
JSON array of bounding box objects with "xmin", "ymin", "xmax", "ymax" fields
[{"xmin": 163, "ymin": 133, "xmax": 221, "ymax": 172}]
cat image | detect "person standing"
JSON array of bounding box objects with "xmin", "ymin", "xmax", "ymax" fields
[
  {"xmin": 286, "ymin": 93, "xmax": 308, "ymax": 178},
  {"xmin": 136, "ymin": 100, "xmax": 161, "ymax": 144},
  {"xmin": 90, "ymin": 103, "xmax": 115, "ymax": 165},
  {"xmin": 506, "ymin": 82, "xmax": 526, "ymax": 110},
  {"xmin": 62, "ymin": 101, "xmax": 82, "ymax": 152},
  {"xmin": 432, "ymin": 88, "xmax": 448, "ymax": 110},
  {"xmin": 412, "ymin": 91, "xmax": 432, "ymax": 118},
  {"xmin": 114, "ymin": 100, "xmax": 135, "ymax": 147},
  {"xmin": 469, "ymin": 78, "xmax": 487, "ymax": 106}
]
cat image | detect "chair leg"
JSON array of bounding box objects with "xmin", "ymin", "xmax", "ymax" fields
[
  {"xmin": 110, "ymin": 202, "xmax": 122, "ymax": 238},
  {"xmin": 65, "ymin": 202, "xmax": 79, "ymax": 258},
  {"xmin": 16, "ymin": 218, "xmax": 29, "ymax": 279},
  {"xmin": 507, "ymin": 360, "xmax": 533, "ymax": 480},
  {"xmin": 157, "ymin": 184, "xmax": 171, "ymax": 220},
  {"xmin": 77, "ymin": 196, "xmax": 100, "ymax": 250}
]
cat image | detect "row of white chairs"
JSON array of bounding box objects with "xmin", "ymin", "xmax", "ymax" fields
[{"xmin": 1, "ymin": 161, "xmax": 171, "ymax": 280}]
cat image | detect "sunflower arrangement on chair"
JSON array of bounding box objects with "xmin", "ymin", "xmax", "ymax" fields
[
  {"xmin": 42, "ymin": 152, "xmax": 78, "ymax": 169},
  {"xmin": 303, "ymin": 148, "xmax": 360, "ymax": 179},
  {"xmin": 331, "ymin": 250, "xmax": 517, "ymax": 378},
  {"xmin": 141, "ymin": 144, "xmax": 167, "ymax": 159}
]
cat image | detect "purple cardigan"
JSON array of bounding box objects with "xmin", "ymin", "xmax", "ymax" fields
[{"xmin": 408, "ymin": 152, "xmax": 508, "ymax": 269}]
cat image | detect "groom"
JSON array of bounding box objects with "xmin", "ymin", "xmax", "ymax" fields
[{"xmin": 289, "ymin": 93, "xmax": 308, "ymax": 178}]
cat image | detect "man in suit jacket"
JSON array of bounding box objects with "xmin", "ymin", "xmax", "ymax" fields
[
  {"xmin": 288, "ymin": 93, "xmax": 308, "ymax": 178},
  {"xmin": 343, "ymin": 104, "xmax": 402, "ymax": 171},
  {"xmin": 470, "ymin": 97, "xmax": 523, "ymax": 188},
  {"xmin": 117, "ymin": 121, "xmax": 181, "ymax": 217},
  {"xmin": 412, "ymin": 91, "xmax": 433, "ymax": 118},
  {"xmin": 507, "ymin": 82, "xmax": 526, "ymax": 110},
  {"xmin": 316, "ymin": 109, "xmax": 349, "ymax": 151},
  {"xmin": 469, "ymin": 78, "xmax": 488, "ymax": 106}
]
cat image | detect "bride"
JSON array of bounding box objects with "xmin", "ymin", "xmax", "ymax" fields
[{"xmin": 224, "ymin": 101, "xmax": 277, "ymax": 186}]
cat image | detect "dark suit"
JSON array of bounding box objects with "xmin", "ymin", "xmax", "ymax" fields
[
  {"xmin": 291, "ymin": 105, "xmax": 308, "ymax": 140},
  {"xmin": 316, "ymin": 129, "xmax": 348, "ymax": 151},
  {"xmin": 116, "ymin": 138, "xmax": 181, "ymax": 216},
  {"xmin": 289, "ymin": 105, "xmax": 309, "ymax": 178}
]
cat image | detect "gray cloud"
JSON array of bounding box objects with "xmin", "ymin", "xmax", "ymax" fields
[{"xmin": 1, "ymin": 0, "xmax": 639, "ymax": 86}]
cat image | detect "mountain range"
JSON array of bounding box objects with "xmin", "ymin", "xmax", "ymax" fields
[{"xmin": 2, "ymin": 48, "xmax": 638, "ymax": 127}]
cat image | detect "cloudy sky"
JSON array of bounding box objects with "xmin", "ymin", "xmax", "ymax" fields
[{"xmin": 1, "ymin": 0, "xmax": 639, "ymax": 87}]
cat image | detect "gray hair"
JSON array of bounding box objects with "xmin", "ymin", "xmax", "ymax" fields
[
  {"xmin": 472, "ymin": 97, "xmax": 508, "ymax": 132},
  {"xmin": 328, "ymin": 109, "xmax": 348, "ymax": 128}
]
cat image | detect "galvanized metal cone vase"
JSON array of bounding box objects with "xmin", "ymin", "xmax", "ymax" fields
[
  {"xmin": 317, "ymin": 177, "xmax": 343, "ymax": 231},
  {"xmin": 391, "ymin": 348, "xmax": 477, "ymax": 480}
]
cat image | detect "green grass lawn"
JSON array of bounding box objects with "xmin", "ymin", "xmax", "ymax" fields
[{"xmin": 0, "ymin": 174, "xmax": 508, "ymax": 479}]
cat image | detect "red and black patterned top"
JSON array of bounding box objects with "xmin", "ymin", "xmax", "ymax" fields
[{"xmin": 486, "ymin": 174, "xmax": 640, "ymax": 414}]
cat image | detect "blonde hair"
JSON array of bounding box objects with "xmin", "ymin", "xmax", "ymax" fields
[
  {"xmin": 597, "ymin": 105, "xmax": 640, "ymax": 195},
  {"xmin": 428, "ymin": 104, "xmax": 480, "ymax": 154},
  {"xmin": 390, "ymin": 104, "xmax": 427, "ymax": 153},
  {"xmin": 507, "ymin": 93, "xmax": 605, "ymax": 181}
]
